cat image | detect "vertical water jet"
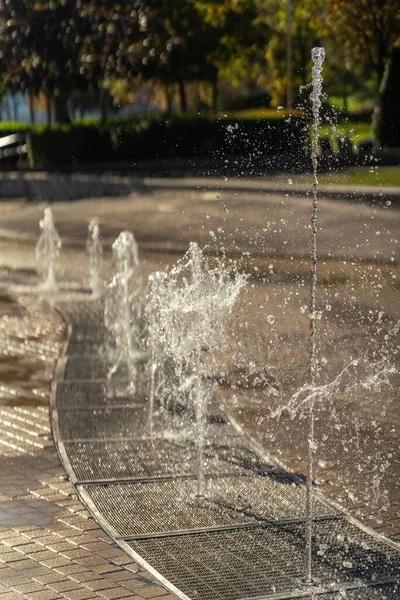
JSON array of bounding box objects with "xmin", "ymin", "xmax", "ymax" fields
[
  {"xmin": 87, "ymin": 220, "xmax": 102, "ymax": 297},
  {"xmin": 35, "ymin": 207, "xmax": 62, "ymax": 291},
  {"xmin": 306, "ymin": 45, "xmax": 325, "ymax": 585}
]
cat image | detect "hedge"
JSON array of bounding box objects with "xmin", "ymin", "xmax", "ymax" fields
[{"xmin": 0, "ymin": 114, "xmax": 308, "ymax": 168}]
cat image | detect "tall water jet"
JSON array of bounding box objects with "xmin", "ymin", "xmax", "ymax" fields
[
  {"xmin": 306, "ymin": 46, "xmax": 325, "ymax": 584},
  {"xmin": 87, "ymin": 220, "xmax": 102, "ymax": 297},
  {"xmin": 35, "ymin": 207, "xmax": 62, "ymax": 291},
  {"xmin": 104, "ymin": 230, "xmax": 141, "ymax": 397}
]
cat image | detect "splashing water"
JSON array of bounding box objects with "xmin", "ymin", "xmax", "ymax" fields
[
  {"xmin": 144, "ymin": 243, "xmax": 247, "ymax": 495},
  {"xmin": 272, "ymin": 360, "xmax": 397, "ymax": 421},
  {"xmin": 87, "ymin": 220, "xmax": 102, "ymax": 297},
  {"xmin": 35, "ymin": 207, "xmax": 62, "ymax": 291},
  {"xmin": 104, "ymin": 231, "xmax": 141, "ymax": 398},
  {"xmin": 306, "ymin": 46, "xmax": 325, "ymax": 585}
]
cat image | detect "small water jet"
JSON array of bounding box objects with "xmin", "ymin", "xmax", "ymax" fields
[
  {"xmin": 104, "ymin": 230, "xmax": 141, "ymax": 398},
  {"xmin": 87, "ymin": 220, "xmax": 103, "ymax": 297},
  {"xmin": 35, "ymin": 207, "xmax": 62, "ymax": 291}
]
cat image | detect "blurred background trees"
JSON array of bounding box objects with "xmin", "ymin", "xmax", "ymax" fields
[{"xmin": 0, "ymin": 0, "xmax": 398, "ymax": 146}]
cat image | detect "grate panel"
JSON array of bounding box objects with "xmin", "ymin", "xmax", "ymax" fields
[
  {"xmin": 64, "ymin": 437, "xmax": 274, "ymax": 482},
  {"xmin": 66, "ymin": 338, "xmax": 103, "ymax": 354},
  {"xmin": 127, "ymin": 520, "xmax": 400, "ymax": 600},
  {"xmin": 57, "ymin": 406, "xmax": 148, "ymax": 441},
  {"xmin": 82, "ymin": 475, "xmax": 337, "ymax": 537},
  {"xmin": 54, "ymin": 380, "xmax": 144, "ymax": 408},
  {"xmin": 56, "ymin": 301, "xmax": 104, "ymax": 327},
  {"xmin": 55, "ymin": 380, "xmax": 106, "ymax": 407},
  {"xmin": 64, "ymin": 355, "xmax": 107, "ymax": 380}
]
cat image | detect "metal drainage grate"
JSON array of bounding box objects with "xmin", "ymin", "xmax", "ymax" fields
[
  {"xmin": 80, "ymin": 475, "xmax": 337, "ymax": 538},
  {"xmin": 63, "ymin": 355, "xmax": 108, "ymax": 380},
  {"xmin": 55, "ymin": 381, "xmax": 107, "ymax": 407},
  {"xmin": 56, "ymin": 301, "xmax": 104, "ymax": 327},
  {"xmin": 54, "ymin": 380, "xmax": 145, "ymax": 409},
  {"xmin": 56, "ymin": 406, "xmax": 149, "ymax": 441},
  {"xmin": 63, "ymin": 437, "xmax": 274, "ymax": 482},
  {"xmin": 125, "ymin": 519, "xmax": 400, "ymax": 600}
]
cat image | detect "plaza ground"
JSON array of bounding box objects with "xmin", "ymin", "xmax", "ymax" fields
[{"xmin": 0, "ymin": 185, "xmax": 398, "ymax": 598}]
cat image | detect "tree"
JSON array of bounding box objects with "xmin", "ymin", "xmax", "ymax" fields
[
  {"xmin": 323, "ymin": 0, "xmax": 400, "ymax": 88},
  {"xmin": 0, "ymin": 0, "xmax": 89, "ymax": 123},
  {"xmin": 372, "ymin": 45, "xmax": 400, "ymax": 148}
]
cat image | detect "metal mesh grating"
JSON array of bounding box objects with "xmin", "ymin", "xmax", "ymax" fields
[
  {"xmin": 55, "ymin": 381, "xmax": 107, "ymax": 407},
  {"xmin": 56, "ymin": 301, "xmax": 104, "ymax": 327},
  {"xmin": 81, "ymin": 475, "xmax": 337, "ymax": 537},
  {"xmin": 66, "ymin": 337, "xmax": 103, "ymax": 355},
  {"xmin": 57, "ymin": 406, "xmax": 148, "ymax": 441},
  {"xmin": 63, "ymin": 355, "xmax": 107, "ymax": 380},
  {"xmin": 64, "ymin": 436, "xmax": 274, "ymax": 482},
  {"xmin": 54, "ymin": 306, "xmax": 400, "ymax": 600},
  {"xmin": 54, "ymin": 380, "xmax": 144, "ymax": 408},
  {"xmin": 127, "ymin": 520, "xmax": 400, "ymax": 600}
]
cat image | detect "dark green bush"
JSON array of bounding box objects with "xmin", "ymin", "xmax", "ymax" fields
[
  {"xmin": 109, "ymin": 115, "xmax": 307, "ymax": 162},
  {"xmin": 0, "ymin": 114, "xmax": 307, "ymax": 167},
  {"xmin": 28, "ymin": 125, "xmax": 113, "ymax": 167}
]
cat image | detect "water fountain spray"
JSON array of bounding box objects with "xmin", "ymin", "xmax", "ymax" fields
[
  {"xmin": 105, "ymin": 230, "xmax": 141, "ymax": 397},
  {"xmin": 35, "ymin": 207, "xmax": 62, "ymax": 291},
  {"xmin": 144, "ymin": 271, "xmax": 169, "ymax": 436},
  {"xmin": 306, "ymin": 46, "xmax": 325, "ymax": 585},
  {"xmin": 87, "ymin": 220, "xmax": 103, "ymax": 297},
  {"xmin": 144, "ymin": 243, "xmax": 247, "ymax": 494}
]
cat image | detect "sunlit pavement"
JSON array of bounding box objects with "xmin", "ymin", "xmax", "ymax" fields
[{"xmin": 0, "ymin": 189, "xmax": 398, "ymax": 597}]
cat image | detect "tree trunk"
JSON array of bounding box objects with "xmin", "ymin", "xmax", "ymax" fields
[
  {"xmin": 163, "ymin": 84, "xmax": 172, "ymax": 115},
  {"xmin": 6, "ymin": 96, "xmax": 11, "ymax": 121},
  {"xmin": 54, "ymin": 91, "xmax": 70, "ymax": 124},
  {"xmin": 211, "ymin": 79, "xmax": 218, "ymax": 112},
  {"xmin": 100, "ymin": 86, "xmax": 109, "ymax": 123},
  {"xmin": 177, "ymin": 80, "xmax": 187, "ymax": 114},
  {"xmin": 28, "ymin": 93, "xmax": 35, "ymax": 124},
  {"xmin": 342, "ymin": 85, "xmax": 348, "ymax": 112},
  {"xmin": 45, "ymin": 95, "xmax": 52, "ymax": 127},
  {"xmin": 12, "ymin": 94, "xmax": 18, "ymax": 121}
]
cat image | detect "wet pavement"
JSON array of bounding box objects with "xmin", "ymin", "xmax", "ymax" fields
[{"xmin": 0, "ymin": 189, "xmax": 398, "ymax": 598}]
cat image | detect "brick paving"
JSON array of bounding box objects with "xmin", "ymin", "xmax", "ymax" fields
[{"xmin": 0, "ymin": 295, "xmax": 174, "ymax": 600}]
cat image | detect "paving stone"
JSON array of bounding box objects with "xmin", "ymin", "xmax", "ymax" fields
[
  {"xmin": 97, "ymin": 588, "xmax": 133, "ymax": 600},
  {"xmin": 48, "ymin": 581, "xmax": 83, "ymax": 593},
  {"xmin": 23, "ymin": 591, "xmax": 60, "ymax": 600},
  {"xmin": 84, "ymin": 581, "xmax": 115, "ymax": 592},
  {"xmin": 60, "ymin": 589, "xmax": 97, "ymax": 600},
  {"xmin": 5, "ymin": 560, "xmax": 37, "ymax": 572},
  {"xmin": 8, "ymin": 582, "xmax": 43, "ymax": 594}
]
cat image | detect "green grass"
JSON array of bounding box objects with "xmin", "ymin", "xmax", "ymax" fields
[
  {"xmin": 218, "ymin": 108, "xmax": 304, "ymax": 120},
  {"xmin": 274, "ymin": 166, "xmax": 400, "ymax": 187},
  {"xmin": 328, "ymin": 95, "xmax": 374, "ymax": 114},
  {"xmin": 319, "ymin": 121, "xmax": 372, "ymax": 148}
]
